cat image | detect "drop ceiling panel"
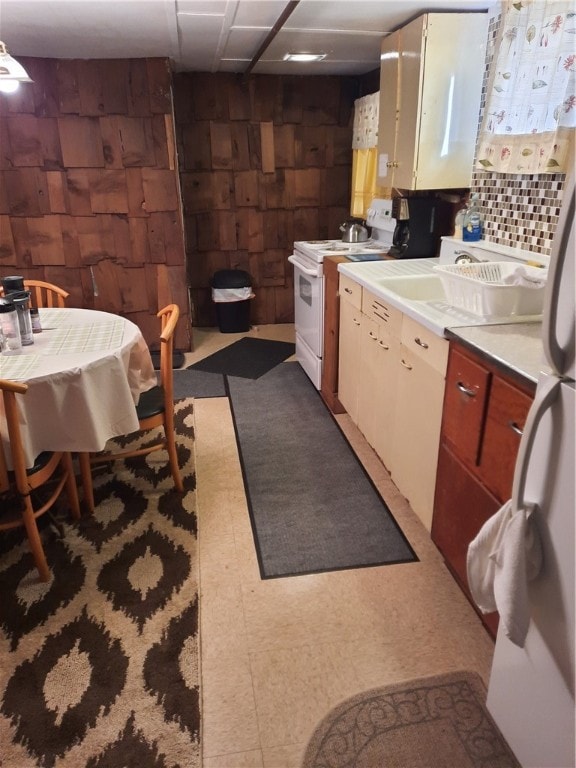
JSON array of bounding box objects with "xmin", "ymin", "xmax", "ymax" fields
[
  {"xmin": 264, "ymin": 29, "xmax": 384, "ymax": 63},
  {"xmin": 1, "ymin": 0, "xmax": 175, "ymax": 59},
  {"xmin": 223, "ymin": 27, "xmax": 273, "ymax": 60},
  {"xmin": 286, "ymin": 1, "xmax": 397, "ymax": 33},
  {"xmin": 177, "ymin": 0, "xmax": 228, "ymax": 14},
  {"xmin": 233, "ymin": 0, "xmax": 292, "ymax": 27},
  {"xmin": 177, "ymin": 14, "xmax": 228, "ymax": 71},
  {"xmin": 0, "ymin": 0, "xmax": 491, "ymax": 74}
]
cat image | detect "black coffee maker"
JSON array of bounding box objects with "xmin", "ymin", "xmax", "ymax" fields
[
  {"xmin": 390, "ymin": 196, "xmax": 450, "ymax": 259},
  {"xmin": 390, "ymin": 198, "xmax": 410, "ymax": 256}
]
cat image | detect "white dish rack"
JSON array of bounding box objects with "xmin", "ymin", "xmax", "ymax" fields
[{"xmin": 434, "ymin": 262, "xmax": 547, "ymax": 318}]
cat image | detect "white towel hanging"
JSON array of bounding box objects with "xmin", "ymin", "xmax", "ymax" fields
[{"xmin": 467, "ymin": 500, "xmax": 543, "ymax": 647}]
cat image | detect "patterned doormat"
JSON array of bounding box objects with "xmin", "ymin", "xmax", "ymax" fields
[
  {"xmin": 302, "ymin": 671, "xmax": 520, "ymax": 768},
  {"xmin": 0, "ymin": 399, "xmax": 199, "ymax": 768}
]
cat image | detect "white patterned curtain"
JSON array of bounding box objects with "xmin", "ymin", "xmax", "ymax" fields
[
  {"xmin": 351, "ymin": 92, "xmax": 379, "ymax": 217},
  {"xmin": 476, "ymin": 0, "xmax": 576, "ymax": 173}
]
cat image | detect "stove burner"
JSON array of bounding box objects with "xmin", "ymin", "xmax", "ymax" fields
[
  {"xmin": 324, "ymin": 243, "xmax": 352, "ymax": 252},
  {"xmin": 362, "ymin": 243, "xmax": 387, "ymax": 251},
  {"xmin": 304, "ymin": 240, "xmax": 333, "ymax": 245}
]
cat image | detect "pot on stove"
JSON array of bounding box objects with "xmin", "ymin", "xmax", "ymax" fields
[{"xmin": 339, "ymin": 218, "xmax": 371, "ymax": 243}]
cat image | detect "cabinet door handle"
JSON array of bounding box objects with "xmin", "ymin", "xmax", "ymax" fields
[
  {"xmin": 344, "ymin": 287, "xmax": 353, "ymax": 294},
  {"xmin": 400, "ymin": 358, "xmax": 412, "ymax": 370},
  {"xmin": 414, "ymin": 336, "xmax": 429, "ymax": 349},
  {"xmin": 354, "ymin": 319, "xmax": 361, "ymax": 326},
  {"xmin": 369, "ymin": 331, "xmax": 377, "ymax": 340},
  {"xmin": 508, "ymin": 420, "xmax": 524, "ymax": 436},
  {"xmin": 456, "ymin": 381, "xmax": 477, "ymax": 397},
  {"xmin": 379, "ymin": 341, "xmax": 389, "ymax": 350}
]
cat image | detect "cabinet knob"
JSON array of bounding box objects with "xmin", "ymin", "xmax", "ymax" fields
[
  {"xmin": 414, "ymin": 336, "xmax": 429, "ymax": 349},
  {"xmin": 344, "ymin": 287, "xmax": 353, "ymax": 294},
  {"xmin": 456, "ymin": 381, "xmax": 477, "ymax": 397}
]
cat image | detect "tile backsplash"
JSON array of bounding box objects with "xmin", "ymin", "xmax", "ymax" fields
[{"xmin": 470, "ymin": 12, "xmax": 566, "ymax": 257}]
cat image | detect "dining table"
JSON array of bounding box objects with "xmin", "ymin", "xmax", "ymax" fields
[{"xmin": 0, "ymin": 307, "xmax": 157, "ymax": 470}]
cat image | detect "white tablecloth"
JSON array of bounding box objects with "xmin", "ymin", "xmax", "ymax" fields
[{"xmin": 0, "ymin": 308, "xmax": 157, "ymax": 468}]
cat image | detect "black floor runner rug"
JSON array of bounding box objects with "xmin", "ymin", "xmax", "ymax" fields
[
  {"xmin": 172, "ymin": 369, "xmax": 226, "ymax": 399},
  {"xmin": 226, "ymin": 363, "xmax": 417, "ymax": 578},
  {"xmin": 187, "ymin": 338, "xmax": 295, "ymax": 379}
]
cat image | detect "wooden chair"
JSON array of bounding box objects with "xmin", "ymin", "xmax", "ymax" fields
[
  {"xmin": 24, "ymin": 280, "xmax": 69, "ymax": 308},
  {"xmin": 79, "ymin": 304, "xmax": 183, "ymax": 512},
  {"xmin": 0, "ymin": 279, "xmax": 69, "ymax": 308},
  {"xmin": 0, "ymin": 379, "xmax": 81, "ymax": 582}
]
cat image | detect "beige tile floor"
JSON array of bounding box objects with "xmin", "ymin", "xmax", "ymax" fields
[{"xmin": 185, "ymin": 324, "xmax": 495, "ymax": 768}]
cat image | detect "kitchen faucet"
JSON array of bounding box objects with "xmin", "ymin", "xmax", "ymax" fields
[{"xmin": 454, "ymin": 250, "xmax": 486, "ymax": 264}]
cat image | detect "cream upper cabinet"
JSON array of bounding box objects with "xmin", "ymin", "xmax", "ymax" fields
[{"xmin": 378, "ymin": 12, "xmax": 488, "ymax": 190}]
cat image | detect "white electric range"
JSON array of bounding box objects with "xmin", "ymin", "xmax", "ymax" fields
[{"xmin": 288, "ymin": 199, "xmax": 396, "ymax": 388}]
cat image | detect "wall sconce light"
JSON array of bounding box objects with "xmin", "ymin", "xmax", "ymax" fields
[{"xmin": 0, "ymin": 41, "xmax": 33, "ymax": 94}]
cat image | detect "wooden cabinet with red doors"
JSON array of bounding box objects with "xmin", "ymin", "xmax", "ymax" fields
[{"xmin": 431, "ymin": 340, "xmax": 535, "ymax": 638}]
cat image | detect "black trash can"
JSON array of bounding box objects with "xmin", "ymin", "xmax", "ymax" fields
[{"xmin": 211, "ymin": 269, "xmax": 253, "ymax": 333}]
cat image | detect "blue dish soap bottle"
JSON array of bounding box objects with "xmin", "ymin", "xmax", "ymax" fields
[{"xmin": 462, "ymin": 193, "xmax": 483, "ymax": 241}]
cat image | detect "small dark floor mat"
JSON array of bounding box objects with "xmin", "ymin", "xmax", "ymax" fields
[
  {"xmin": 150, "ymin": 349, "xmax": 185, "ymax": 370},
  {"xmin": 187, "ymin": 337, "xmax": 295, "ymax": 379},
  {"xmin": 172, "ymin": 369, "xmax": 226, "ymax": 399}
]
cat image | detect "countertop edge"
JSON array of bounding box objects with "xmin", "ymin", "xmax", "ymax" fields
[{"xmin": 445, "ymin": 323, "xmax": 548, "ymax": 387}]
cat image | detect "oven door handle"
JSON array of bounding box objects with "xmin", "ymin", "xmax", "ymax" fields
[{"xmin": 288, "ymin": 254, "xmax": 320, "ymax": 277}]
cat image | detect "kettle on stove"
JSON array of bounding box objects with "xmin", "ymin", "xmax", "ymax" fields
[{"xmin": 339, "ymin": 217, "xmax": 371, "ymax": 243}]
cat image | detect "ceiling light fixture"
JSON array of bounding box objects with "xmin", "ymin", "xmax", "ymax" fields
[
  {"xmin": 0, "ymin": 41, "xmax": 33, "ymax": 94},
  {"xmin": 283, "ymin": 53, "xmax": 326, "ymax": 63}
]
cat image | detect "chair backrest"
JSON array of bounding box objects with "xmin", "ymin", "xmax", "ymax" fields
[
  {"xmin": 0, "ymin": 280, "xmax": 69, "ymax": 308},
  {"xmin": 0, "ymin": 379, "xmax": 30, "ymax": 493},
  {"xmin": 24, "ymin": 280, "xmax": 69, "ymax": 308},
  {"xmin": 157, "ymin": 304, "xmax": 179, "ymax": 407}
]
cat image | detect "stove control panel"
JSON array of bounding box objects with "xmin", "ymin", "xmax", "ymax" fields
[{"xmin": 366, "ymin": 198, "xmax": 394, "ymax": 229}]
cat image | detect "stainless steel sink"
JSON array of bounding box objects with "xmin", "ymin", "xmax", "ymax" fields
[{"xmin": 372, "ymin": 275, "xmax": 446, "ymax": 302}]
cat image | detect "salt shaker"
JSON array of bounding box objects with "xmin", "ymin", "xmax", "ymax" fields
[{"xmin": 30, "ymin": 307, "xmax": 42, "ymax": 333}]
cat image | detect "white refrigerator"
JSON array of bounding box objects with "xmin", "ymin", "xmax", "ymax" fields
[{"xmin": 486, "ymin": 170, "xmax": 575, "ymax": 767}]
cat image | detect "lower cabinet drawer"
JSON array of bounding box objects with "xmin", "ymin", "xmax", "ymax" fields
[
  {"xmin": 442, "ymin": 347, "xmax": 490, "ymax": 467},
  {"xmin": 401, "ymin": 315, "xmax": 448, "ymax": 375},
  {"xmin": 362, "ymin": 289, "xmax": 402, "ymax": 334},
  {"xmin": 478, "ymin": 376, "xmax": 533, "ymax": 501},
  {"xmin": 339, "ymin": 274, "xmax": 362, "ymax": 310}
]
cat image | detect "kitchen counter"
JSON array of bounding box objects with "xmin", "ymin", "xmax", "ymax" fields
[
  {"xmin": 445, "ymin": 322, "xmax": 548, "ymax": 386},
  {"xmin": 337, "ymin": 258, "xmax": 547, "ymax": 386},
  {"xmin": 337, "ymin": 258, "xmax": 543, "ymax": 337}
]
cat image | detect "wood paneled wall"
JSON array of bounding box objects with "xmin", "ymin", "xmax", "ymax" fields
[
  {"xmin": 173, "ymin": 73, "xmax": 358, "ymax": 326},
  {"xmin": 0, "ymin": 57, "xmax": 189, "ymax": 350}
]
